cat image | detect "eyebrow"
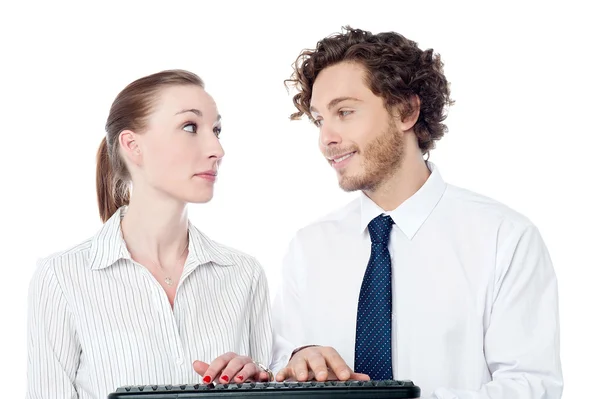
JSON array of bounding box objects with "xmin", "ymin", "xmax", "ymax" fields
[
  {"xmin": 310, "ymin": 96, "xmax": 362, "ymax": 113},
  {"xmin": 176, "ymin": 109, "xmax": 222, "ymax": 121}
]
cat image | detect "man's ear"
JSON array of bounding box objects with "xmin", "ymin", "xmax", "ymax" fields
[{"xmin": 393, "ymin": 95, "xmax": 421, "ymax": 132}]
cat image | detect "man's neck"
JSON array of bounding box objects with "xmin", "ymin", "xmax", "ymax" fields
[{"xmin": 364, "ymin": 153, "xmax": 431, "ymax": 212}]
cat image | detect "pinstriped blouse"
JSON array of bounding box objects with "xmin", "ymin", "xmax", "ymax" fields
[{"xmin": 26, "ymin": 206, "xmax": 272, "ymax": 399}]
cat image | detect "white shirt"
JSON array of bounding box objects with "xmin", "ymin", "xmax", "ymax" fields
[
  {"xmin": 272, "ymin": 163, "xmax": 563, "ymax": 399},
  {"xmin": 27, "ymin": 207, "xmax": 273, "ymax": 399}
]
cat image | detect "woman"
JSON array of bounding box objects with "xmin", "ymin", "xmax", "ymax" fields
[{"xmin": 26, "ymin": 70, "xmax": 273, "ymax": 399}]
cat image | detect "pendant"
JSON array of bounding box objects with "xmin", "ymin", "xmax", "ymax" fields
[{"xmin": 165, "ymin": 277, "xmax": 173, "ymax": 286}]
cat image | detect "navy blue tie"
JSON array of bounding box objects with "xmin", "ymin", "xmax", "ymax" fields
[{"xmin": 354, "ymin": 213, "xmax": 394, "ymax": 380}]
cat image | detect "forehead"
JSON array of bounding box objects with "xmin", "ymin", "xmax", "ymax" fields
[
  {"xmin": 310, "ymin": 62, "xmax": 373, "ymax": 110},
  {"xmin": 153, "ymin": 85, "xmax": 218, "ymax": 118}
]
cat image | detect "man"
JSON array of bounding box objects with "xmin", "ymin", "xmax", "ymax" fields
[{"xmin": 271, "ymin": 26, "xmax": 563, "ymax": 398}]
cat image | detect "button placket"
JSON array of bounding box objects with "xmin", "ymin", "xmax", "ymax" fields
[{"xmin": 133, "ymin": 260, "xmax": 185, "ymax": 365}]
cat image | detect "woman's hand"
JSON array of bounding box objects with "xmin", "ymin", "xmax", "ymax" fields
[{"xmin": 193, "ymin": 352, "xmax": 271, "ymax": 384}]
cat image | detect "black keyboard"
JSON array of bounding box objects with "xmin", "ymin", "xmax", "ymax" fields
[{"xmin": 108, "ymin": 380, "xmax": 420, "ymax": 398}]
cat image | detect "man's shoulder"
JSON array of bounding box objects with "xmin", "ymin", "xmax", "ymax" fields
[
  {"xmin": 443, "ymin": 183, "xmax": 534, "ymax": 231},
  {"xmin": 296, "ymin": 196, "xmax": 361, "ymax": 236}
]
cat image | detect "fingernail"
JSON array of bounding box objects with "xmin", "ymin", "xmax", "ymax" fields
[
  {"xmin": 298, "ymin": 372, "xmax": 306, "ymax": 379},
  {"xmin": 341, "ymin": 370, "xmax": 350, "ymax": 379},
  {"xmin": 318, "ymin": 371, "xmax": 327, "ymax": 379},
  {"xmin": 222, "ymin": 375, "xmax": 229, "ymax": 382},
  {"xmin": 236, "ymin": 375, "xmax": 243, "ymax": 381},
  {"xmin": 203, "ymin": 376, "xmax": 211, "ymax": 383}
]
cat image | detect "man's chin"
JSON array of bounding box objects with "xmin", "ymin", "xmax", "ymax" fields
[
  {"xmin": 337, "ymin": 176, "xmax": 362, "ymax": 193},
  {"xmin": 338, "ymin": 173, "xmax": 381, "ymax": 193}
]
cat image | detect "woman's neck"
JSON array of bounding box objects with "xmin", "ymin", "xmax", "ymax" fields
[{"xmin": 120, "ymin": 188, "xmax": 189, "ymax": 266}]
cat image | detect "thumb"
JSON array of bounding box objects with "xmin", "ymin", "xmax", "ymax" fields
[
  {"xmin": 275, "ymin": 366, "xmax": 291, "ymax": 382},
  {"xmin": 193, "ymin": 360, "xmax": 210, "ymax": 376}
]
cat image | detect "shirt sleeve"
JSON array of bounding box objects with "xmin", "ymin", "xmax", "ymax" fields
[
  {"xmin": 26, "ymin": 259, "xmax": 81, "ymax": 399},
  {"xmin": 432, "ymin": 224, "xmax": 563, "ymax": 399},
  {"xmin": 247, "ymin": 260, "xmax": 274, "ymax": 369},
  {"xmin": 270, "ymin": 236, "xmax": 311, "ymax": 373}
]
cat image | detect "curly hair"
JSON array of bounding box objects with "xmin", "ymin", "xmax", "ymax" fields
[{"xmin": 285, "ymin": 26, "xmax": 454, "ymax": 154}]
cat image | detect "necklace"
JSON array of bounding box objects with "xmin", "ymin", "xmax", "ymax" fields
[{"xmin": 149, "ymin": 241, "xmax": 189, "ymax": 287}]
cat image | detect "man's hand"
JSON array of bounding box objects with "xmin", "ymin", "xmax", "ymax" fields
[
  {"xmin": 275, "ymin": 346, "xmax": 370, "ymax": 382},
  {"xmin": 193, "ymin": 352, "xmax": 270, "ymax": 384}
]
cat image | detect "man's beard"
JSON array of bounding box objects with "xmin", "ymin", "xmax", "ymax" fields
[{"xmin": 338, "ymin": 117, "xmax": 405, "ymax": 193}]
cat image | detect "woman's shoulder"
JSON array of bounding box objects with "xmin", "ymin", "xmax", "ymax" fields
[
  {"xmin": 188, "ymin": 225, "xmax": 264, "ymax": 273},
  {"xmin": 33, "ymin": 237, "xmax": 95, "ymax": 274},
  {"xmin": 28, "ymin": 236, "xmax": 95, "ymax": 298}
]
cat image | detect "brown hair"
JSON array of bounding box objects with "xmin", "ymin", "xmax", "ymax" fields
[
  {"xmin": 96, "ymin": 69, "xmax": 205, "ymax": 222},
  {"xmin": 285, "ymin": 26, "xmax": 454, "ymax": 155}
]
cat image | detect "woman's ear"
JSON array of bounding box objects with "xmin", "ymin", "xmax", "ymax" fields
[{"xmin": 119, "ymin": 130, "xmax": 142, "ymax": 166}]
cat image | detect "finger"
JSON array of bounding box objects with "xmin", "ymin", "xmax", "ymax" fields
[
  {"xmin": 233, "ymin": 362, "xmax": 261, "ymax": 383},
  {"xmin": 291, "ymin": 355, "xmax": 309, "ymax": 382},
  {"xmin": 220, "ymin": 356, "xmax": 252, "ymax": 384},
  {"xmin": 306, "ymin": 352, "xmax": 329, "ymax": 381},
  {"xmin": 193, "ymin": 360, "xmax": 209, "ymax": 376},
  {"xmin": 350, "ymin": 372, "xmax": 371, "ymax": 381},
  {"xmin": 323, "ymin": 370, "xmax": 370, "ymax": 381},
  {"xmin": 321, "ymin": 348, "xmax": 352, "ymax": 380},
  {"xmin": 203, "ymin": 352, "xmax": 237, "ymax": 384},
  {"xmin": 194, "ymin": 361, "xmax": 223, "ymax": 383},
  {"xmin": 257, "ymin": 371, "xmax": 270, "ymax": 382}
]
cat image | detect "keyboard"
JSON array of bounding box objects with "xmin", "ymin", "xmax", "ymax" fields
[{"xmin": 108, "ymin": 380, "xmax": 420, "ymax": 398}]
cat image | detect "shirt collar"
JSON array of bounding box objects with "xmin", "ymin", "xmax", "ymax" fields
[
  {"xmin": 88, "ymin": 206, "xmax": 234, "ymax": 270},
  {"xmin": 359, "ymin": 162, "xmax": 447, "ymax": 239}
]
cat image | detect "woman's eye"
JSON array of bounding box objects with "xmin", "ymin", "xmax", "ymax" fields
[
  {"xmin": 183, "ymin": 123, "xmax": 197, "ymax": 133},
  {"xmin": 213, "ymin": 126, "xmax": 222, "ymax": 138}
]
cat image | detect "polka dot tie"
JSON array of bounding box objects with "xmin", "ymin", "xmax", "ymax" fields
[{"xmin": 354, "ymin": 213, "xmax": 394, "ymax": 380}]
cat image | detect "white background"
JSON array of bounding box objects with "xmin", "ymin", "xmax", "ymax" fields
[{"xmin": 0, "ymin": 1, "xmax": 598, "ymax": 397}]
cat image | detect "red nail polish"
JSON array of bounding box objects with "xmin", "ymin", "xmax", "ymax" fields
[
  {"xmin": 222, "ymin": 375, "xmax": 229, "ymax": 382},
  {"xmin": 203, "ymin": 376, "xmax": 211, "ymax": 383},
  {"xmin": 236, "ymin": 375, "xmax": 243, "ymax": 380}
]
